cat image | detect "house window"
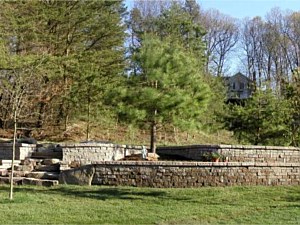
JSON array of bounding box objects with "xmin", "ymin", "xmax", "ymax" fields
[
  {"xmin": 239, "ymin": 82, "xmax": 245, "ymax": 90},
  {"xmin": 232, "ymin": 82, "xmax": 236, "ymax": 90}
]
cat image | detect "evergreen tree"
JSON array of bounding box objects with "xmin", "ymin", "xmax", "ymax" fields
[
  {"xmin": 127, "ymin": 1, "xmax": 206, "ymax": 74},
  {"xmin": 0, "ymin": 1, "xmax": 127, "ymax": 132},
  {"xmin": 284, "ymin": 68, "xmax": 300, "ymax": 146},
  {"xmin": 118, "ymin": 35, "xmax": 210, "ymax": 153},
  {"xmin": 223, "ymin": 88, "xmax": 290, "ymax": 145}
]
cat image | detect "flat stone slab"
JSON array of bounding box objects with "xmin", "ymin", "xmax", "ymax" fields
[
  {"xmin": 0, "ymin": 160, "xmax": 21, "ymax": 165},
  {"xmin": 42, "ymin": 158, "xmax": 61, "ymax": 165},
  {"xmin": 26, "ymin": 171, "xmax": 59, "ymax": 180},
  {"xmin": 22, "ymin": 178, "xmax": 59, "ymax": 187},
  {"xmin": 34, "ymin": 164, "xmax": 60, "ymax": 172},
  {"xmin": 0, "ymin": 165, "xmax": 10, "ymax": 170},
  {"xmin": 0, "ymin": 176, "xmax": 24, "ymax": 185}
]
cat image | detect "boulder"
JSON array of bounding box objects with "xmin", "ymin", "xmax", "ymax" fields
[
  {"xmin": 0, "ymin": 176, "xmax": 24, "ymax": 185},
  {"xmin": 21, "ymin": 158, "xmax": 41, "ymax": 166},
  {"xmin": 69, "ymin": 160, "xmax": 81, "ymax": 168},
  {"xmin": 13, "ymin": 164, "xmax": 34, "ymax": 172},
  {"xmin": 23, "ymin": 178, "xmax": 59, "ymax": 187},
  {"xmin": 26, "ymin": 171, "xmax": 59, "ymax": 180},
  {"xmin": 34, "ymin": 163, "xmax": 60, "ymax": 172},
  {"xmin": 42, "ymin": 158, "xmax": 60, "ymax": 165},
  {"xmin": 59, "ymin": 165, "xmax": 95, "ymax": 185},
  {"xmin": 147, "ymin": 153, "xmax": 160, "ymax": 161}
]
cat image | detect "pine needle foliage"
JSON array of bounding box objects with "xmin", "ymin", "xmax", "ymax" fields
[
  {"xmin": 118, "ymin": 35, "xmax": 211, "ymax": 152},
  {"xmin": 223, "ymin": 88, "xmax": 291, "ymax": 145}
]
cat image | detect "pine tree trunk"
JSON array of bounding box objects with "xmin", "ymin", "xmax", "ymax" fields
[
  {"xmin": 150, "ymin": 80, "xmax": 158, "ymax": 154},
  {"xmin": 86, "ymin": 97, "xmax": 91, "ymax": 141},
  {"xmin": 150, "ymin": 120, "xmax": 157, "ymax": 154},
  {"xmin": 9, "ymin": 108, "xmax": 17, "ymax": 200}
]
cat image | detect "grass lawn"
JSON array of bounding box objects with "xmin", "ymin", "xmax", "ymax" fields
[{"xmin": 0, "ymin": 185, "xmax": 299, "ymax": 224}]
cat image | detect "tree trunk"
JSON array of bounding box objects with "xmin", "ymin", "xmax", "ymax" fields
[
  {"xmin": 150, "ymin": 80, "xmax": 158, "ymax": 154},
  {"xmin": 86, "ymin": 97, "xmax": 91, "ymax": 141},
  {"xmin": 9, "ymin": 108, "xmax": 17, "ymax": 200},
  {"xmin": 36, "ymin": 102, "xmax": 45, "ymax": 128},
  {"xmin": 150, "ymin": 120, "xmax": 157, "ymax": 154},
  {"xmin": 173, "ymin": 126, "xmax": 178, "ymax": 144}
]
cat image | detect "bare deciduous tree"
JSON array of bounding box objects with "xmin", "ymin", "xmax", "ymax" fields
[{"xmin": 201, "ymin": 9, "xmax": 239, "ymax": 76}]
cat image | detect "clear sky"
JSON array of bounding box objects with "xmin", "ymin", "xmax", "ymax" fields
[
  {"xmin": 125, "ymin": 0, "xmax": 300, "ymax": 74},
  {"xmin": 199, "ymin": 0, "xmax": 300, "ymax": 19},
  {"xmin": 126, "ymin": 0, "xmax": 300, "ymax": 19}
]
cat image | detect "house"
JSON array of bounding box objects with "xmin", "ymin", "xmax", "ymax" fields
[{"xmin": 224, "ymin": 72, "xmax": 253, "ymax": 102}]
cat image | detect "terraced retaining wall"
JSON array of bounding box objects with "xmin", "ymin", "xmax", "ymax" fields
[
  {"xmin": 59, "ymin": 161, "xmax": 300, "ymax": 187},
  {"xmin": 60, "ymin": 143, "xmax": 144, "ymax": 165},
  {"xmin": 157, "ymin": 145, "xmax": 300, "ymax": 163},
  {"xmin": 0, "ymin": 143, "xmax": 36, "ymax": 160}
]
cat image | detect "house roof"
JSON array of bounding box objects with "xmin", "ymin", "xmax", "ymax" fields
[{"xmin": 224, "ymin": 72, "xmax": 252, "ymax": 82}]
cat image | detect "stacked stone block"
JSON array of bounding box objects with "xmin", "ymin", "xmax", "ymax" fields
[
  {"xmin": 0, "ymin": 143, "xmax": 36, "ymax": 160},
  {"xmin": 88, "ymin": 161, "xmax": 300, "ymax": 187},
  {"xmin": 60, "ymin": 143, "xmax": 144, "ymax": 166}
]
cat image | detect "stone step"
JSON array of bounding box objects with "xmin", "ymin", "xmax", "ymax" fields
[
  {"xmin": 0, "ymin": 160, "xmax": 21, "ymax": 166},
  {"xmin": 0, "ymin": 170, "xmax": 30, "ymax": 177},
  {"xmin": 0, "ymin": 176, "xmax": 24, "ymax": 185},
  {"xmin": 21, "ymin": 158, "xmax": 43, "ymax": 166},
  {"xmin": 0, "ymin": 165, "xmax": 10, "ymax": 170},
  {"xmin": 22, "ymin": 178, "xmax": 59, "ymax": 187},
  {"xmin": 0, "ymin": 169, "xmax": 8, "ymax": 176},
  {"xmin": 26, "ymin": 171, "xmax": 59, "ymax": 180},
  {"xmin": 34, "ymin": 164, "xmax": 60, "ymax": 172},
  {"xmin": 42, "ymin": 158, "xmax": 61, "ymax": 165},
  {"xmin": 13, "ymin": 164, "xmax": 34, "ymax": 172}
]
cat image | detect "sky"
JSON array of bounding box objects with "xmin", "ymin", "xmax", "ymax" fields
[
  {"xmin": 199, "ymin": 0, "xmax": 300, "ymax": 19},
  {"xmin": 126, "ymin": 0, "xmax": 300, "ymax": 19},
  {"xmin": 125, "ymin": 0, "xmax": 300, "ymax": 74}
]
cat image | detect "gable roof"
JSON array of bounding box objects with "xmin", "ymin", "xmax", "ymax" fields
[
  {"xmin": 231, "ymin": 72, "xmax": 251, "ymax": 80},
  {"xmin": 224, "ymin": 72, "xmax": 252, "ymax": 82}
]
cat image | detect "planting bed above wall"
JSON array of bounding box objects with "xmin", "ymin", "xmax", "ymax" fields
[{"xmin": 157, "ymin": 145, "xmax": 300, "ymax": 163}]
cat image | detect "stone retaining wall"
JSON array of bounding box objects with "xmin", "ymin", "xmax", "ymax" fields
[
  {"xmin": 0, "ymin": 143, "xmax": 36, "ymax": 160},
  {"xmin": 157, "ymin": 145, "xmax": 300, "ymax": 163},
  {"xmin": 59, "ymin": 161, "xmax": 300, "ymax": 187},
  {"xmin": 60, "ymin": 143, "xmax": 144, "ymax": 165}
]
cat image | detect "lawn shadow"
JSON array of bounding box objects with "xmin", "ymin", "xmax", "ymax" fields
[
  {"xmin": 0, "ymin": 184, "xmax": 201, "ymax": 203},
  {"xmin": 284, "ymin": 187, "xmax": 300, "ymax": 208},
  {"xmin": 51, "ymin": 186, "xmax": 168, "ymax": 201},
  {"xmin": 3, "ymin": 185, "xmax": 170, "ymax": 201}
]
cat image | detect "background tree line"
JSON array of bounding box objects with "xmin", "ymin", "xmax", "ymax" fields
[{"xmin": 0, "ymin": 0, "xmax": 299, "ymax": 147}]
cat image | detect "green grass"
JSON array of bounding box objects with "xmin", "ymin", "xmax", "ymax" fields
[{"xmin": 0, "ymin": 185, "xmax": 299, "ymax": 224}]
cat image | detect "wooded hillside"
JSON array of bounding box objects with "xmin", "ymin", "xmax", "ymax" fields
[{"xmin": 0, "ymin": 0, "xmax": 299, "ymax": 147}]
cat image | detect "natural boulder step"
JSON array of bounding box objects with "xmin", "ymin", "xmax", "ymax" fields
[
  {"xmin": 22, "ymin": 178, "xmax": 59, "ymax": 187},
  {"xmin": 34, "ymin": 164, "xmax": 60, "ymax": 172},
  {"xmin": 0, "ymin": 165, "xmax": 10, "ymax": 170},
  {"xmin": 42, "ymin": 158, "xmax": 61, "ymax": 165},
  {"xmin": 0, "ymin": 169, "xmax": 8, "ymax": 176},
  {"xmin": 0, "ymin": 176, "xmax": 24, "ymax": 185},
  {"xmin": 26, "ymin": 171, "xmax": 59, "ymax": 180},
  {"xmin": 0, "ymin": 170, "xmax": 29, "ymax": 177},
  {"xmin": 21, "ymin": 158, "xmax": 43, "ymax": 166},
  {"xmin": 0, "ymin": 160, "xmax": 21, "ymax": 166}
]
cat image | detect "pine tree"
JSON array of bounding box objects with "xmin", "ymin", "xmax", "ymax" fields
[
  {"xmin": 223, "ymin": 88, "xmax": 290, "ymax": 145},
  {"xmin": 119, "ymin": 35, "xmax": 210, "ymax": 153},
  {"xmin": 0, "ymin": 1, "xmax": 127, "ymax": 132},
  {"xmin": 284, "ymin": 68, "xmax": 300, "ymax": 146}
]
